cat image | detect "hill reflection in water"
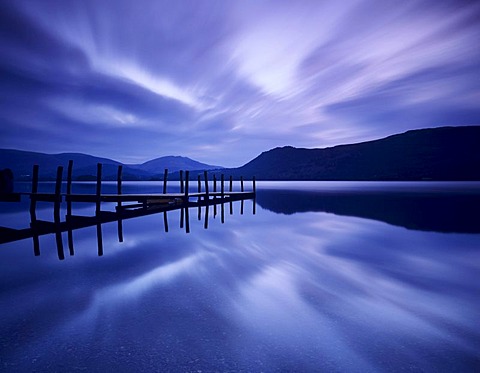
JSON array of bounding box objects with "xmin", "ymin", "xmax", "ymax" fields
[{"xmin": 256, "ymin": 181, "xmax": 480, "ymax": 233}]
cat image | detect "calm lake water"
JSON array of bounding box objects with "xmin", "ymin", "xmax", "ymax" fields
[{"xmin": 1, "ymin": 181, "xmax": 479, "ymax": 372}]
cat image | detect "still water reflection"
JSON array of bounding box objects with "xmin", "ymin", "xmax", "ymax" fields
[{"xmin": 0, "ymin": 182, "xmax": 479, "ymax": 371}]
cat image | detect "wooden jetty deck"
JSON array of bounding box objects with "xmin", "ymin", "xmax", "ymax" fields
[{"xmin": 0, "ymin": 161, "xmax": 256, "ymax": 257}]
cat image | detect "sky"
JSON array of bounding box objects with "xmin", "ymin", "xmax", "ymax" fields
[{"xmin": 1, "ymin": 0, "xmax": 479, "ymax": 167}]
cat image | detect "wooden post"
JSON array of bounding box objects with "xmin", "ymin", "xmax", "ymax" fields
[
  {"xmin": 204, "ymin": 171, "xmax": 209, "ymax": 200},
  {"xmin": 117, "ymin": 165, "xmax": 123, "ymax": 195},
  {"xmin": 29, "ymin": 165, "xmax": 39, "ymax": 220},
  {"xmin": 55, "ymin": 230, "xmax": 65, "ymax": 260},
  {"xmin": 204, "ymin": 200, "xmax": 209, "ymax": 229},
  {"xmin": 197, "ymin": 175, "xmax": 201, "ymax": 220},
  {"xmin": 163, "ymin": 211, "xmax": 169, "ymax": 233},
  {"xmin": 96, "ymin": 163, "xmax": 102, "ymax": 216},
  {"xmin": 185, "ymin": 170, "xmax": 189, "ymax": 200},
  {"xmin": 163, "ymin": 169, "xmax": 168, "ymax": 194},
  {"xmin": 67, "ymin": 229, "xmax": 74, "ymax": 256},
  {"xmin": 67, "ymin": 161, "xmax": 75, "ymax": 255},
  {"xmin": 66, "ymin": 160, "xmax": 73, "ymax": 216},
  {"xmin": 253, "ymin": 176, "xmax": 257, "ymax": 215},
  {"xmin": 96, "ymin": 223, "xmax": 103, "ymax": 256},
  {"xmin": 241, "ymin": 176, "xmax": 244, "ymax": 192},
  {"xmin": 30, "ymin": 165, "xmax": 39, "ymax": 256},
  {"xmin": 221, "ymin": 174, "xmax": 225, "ymax": 197},
  {"xmin": 180, "ymin": 170, "xmax": 184, "ymax": 194},
  {"xmin": 54, "ymin": 166, "xmax": 64, "ymax": 260},
  {"xmin": 180, "ymin": 206, "xmax": 184, "ymax": 229},
  {"xmin": 213, "ymin": 174, "xmax": 217, "ymax": 217},
  {"xmin": 221, "ymin": 199, "xmax": 225, "ymax": 224},
  {"xmin": 117, "ymin": 165, "xmax": 123, "ymax": 243},
  {"xmin": 184, "ymin": 170, "xmax": 189, "ymax": 231},
  {"xmin": 185, "ymin": 206, "xmax": 190, "ymax": 234},
  {"xmin": 54, "ymin": 166, "xmax": 63, "ymax": 224},
  {"xmin": 229, "ymin": 175, "xmax": 233, "ymax": 215}
]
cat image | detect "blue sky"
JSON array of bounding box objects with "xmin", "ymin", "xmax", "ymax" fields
[{"xmin": 1, "ymin": 0, "xmax": 479, "ymax": 167}]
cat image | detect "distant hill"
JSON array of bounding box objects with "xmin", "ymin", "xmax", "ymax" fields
[
  {"xmin": 132, "ymin": 156, "xmax": 221, "ymax": 175},
  {"xmin": 2, "ymin": 126, "xmax": 479, "ymax": 181},
  {"xmin": 230, "ymin": 126, "xmax": 480, "ymax": 180},
  {"xmin": 0, "ymin": 150, "xmax": 221, "ymax": 181}
]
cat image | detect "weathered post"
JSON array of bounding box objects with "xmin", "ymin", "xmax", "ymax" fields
[
  {"xmin": 30, "ymin": 165, "xmax": 40, "ymax": 256},
  {"xmin": 221, "ymin": 198, "xmax": 225, "ymax": 224},
  {"xmin": 54, "ymin": 166, "xmax": 64, "ymax": 260},
  {"xmin": 96, "ymin": 223, "xmax": 103, "ymax": 256},
  {"xmin": 185, "ymin": 205, "xmax": 190, "ymax": 234},
  {"xmin": 185, "ymin": 170, "xmax": 189, "ymax": 200},
  {"xmin": 53, "ymin": 166, "xmax": 63, "ymax": 225},
  {"xmin": 204, "ymin": 199, "xmax": 209, "ymax": 229},
  {"xmin": 96, "ymin": 163, "xmax": 102, "ymax": 216},
  {"xmin": 221, "ymin": 174, "xmax": 225, "ymax": 198},
  {"xmin": 163, "ymin": 169, "xmax": 168, "ymax": 194},
  {"xmin": 252, "ymin": 176, "xmax": 257, "ymax": 215},
  {"xmin": 117, "ymin": 165, "xmax": 123, "ymax": 243},
  {"xmin": 163, "ymin": 211, "xmax": 169, "ymax": 233},
  {"xmin": 94, "ymin": 163, "xmax": 103, "ymax": 258},
  {"xmin": 67, "ymin": 230, "xmax": 74, "ymax": 256},
  {"xmin": 117, "ymin": 165, "xmax": 123, "ymax": 196},
  {"xmin": 204, "ymin": 171, "xmax": 209, "ymax": 201},
  {"xmin": 55, "ymin": 229, "xmax": 65, "ymax": 260},
  {"xmin": 197, "ymin": 175, "xmax": 201, "ymax": 220},
  {"xmin": 29, "ymin": 165, "xmax": 39, "ymax": 222},
  {"xmin": 229, "ymin": 175, "xmax": 233, "ymax": 215},
  {"xmin": 253, "ymin": 176, "xmax": 256, "ymax": 215},
  {"xmin": 66, "ymin": 160, "xmax": 73, "ymax": 216},
  {"xmin": 180, "ymin": 206, "xmax": 184, "ymax": 229},
  {"xmin": 67, "ymin": 160, "xmax": 75, "ymax": 256},
  {"xmin": 180, "ymin": 170, "xmax": 184, "ymax": 194},
  {"xmin": 213, "ymin": 174, "xmax": 217, "ymax": 217}
]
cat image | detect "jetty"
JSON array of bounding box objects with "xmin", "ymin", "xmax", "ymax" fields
[{"xmin": 0, "ymin": 161, "xmax": 256, "ymax": 258}]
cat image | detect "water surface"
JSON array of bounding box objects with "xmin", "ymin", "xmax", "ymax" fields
[{"xmin": 0, "ymin": 181, "xmax": 479, "ymax": 371}]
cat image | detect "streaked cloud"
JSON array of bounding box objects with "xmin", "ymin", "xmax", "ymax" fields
[{"xmin": 1, "ymin": 0, "xmax": 479, "ymax": 166}]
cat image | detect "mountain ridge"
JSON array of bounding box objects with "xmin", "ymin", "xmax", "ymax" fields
[
  {"xmin": 232, "ymin": 126, "xmax": 480, "ymax": 180},
  {"xmin": 0, "ymin": 149, "xmax": 221, "ymax": 180},
  {"xmin": 1, "ymin": 125, "xmax": 479, "ymax": 181}
]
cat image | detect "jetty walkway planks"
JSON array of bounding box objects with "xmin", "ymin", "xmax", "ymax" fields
[{"xmin": 0, "ymin": 161, "xmax": 256, "ymax": 249}]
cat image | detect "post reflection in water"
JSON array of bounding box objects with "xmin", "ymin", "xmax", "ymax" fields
[
  {"xmin": 0, "ymin": 182, "xmax": 479, "ymax": 372},
  {"xmin": 9, "ymin": 197, "xmax": 255, "ymax": 260}
]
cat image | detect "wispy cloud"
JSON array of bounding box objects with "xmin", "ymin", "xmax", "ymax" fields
[{"xmin": 1, "ymin": 0, "xmax": 479, "ymax": 166}]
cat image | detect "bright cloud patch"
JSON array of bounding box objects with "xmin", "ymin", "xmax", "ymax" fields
[{"xmin": 0, "ymin": 0, "xmax": 479, "ymax": 166}]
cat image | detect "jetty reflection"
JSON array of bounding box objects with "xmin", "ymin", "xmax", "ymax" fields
[{"xmin": 1, "ymin": 198, "xmax": 255, "ymax": 260}]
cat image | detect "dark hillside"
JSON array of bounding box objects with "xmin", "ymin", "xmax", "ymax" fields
[{"xmin": 234, "ymin": 126, "xmax": 480, "ymax": 180}]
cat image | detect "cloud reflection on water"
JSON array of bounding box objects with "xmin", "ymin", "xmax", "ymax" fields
[{"xmin": 0, "ymin": 192, "xmax": 479, "ymax": 371}]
